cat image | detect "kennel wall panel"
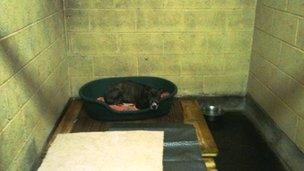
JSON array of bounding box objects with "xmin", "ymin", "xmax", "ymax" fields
[{"xmin": 65, "ymin": 0, "xmax": 257, "ymax": 96}]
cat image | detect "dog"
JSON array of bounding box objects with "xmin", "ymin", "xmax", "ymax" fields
[{"xmin": 104, "ymin": 81, "xmax": 166, "ymax": 110}]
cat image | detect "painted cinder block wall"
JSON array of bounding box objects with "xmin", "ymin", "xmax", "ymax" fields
[
  {"xmin": 4, "ymin": 0, "xmax": 304, "ymax": 170},
  {"xmin": 0, "ymin": 1, "xmax": 69, "ymax": 170},
  {"xmin": 248, "ymin": 0, "xmax": 304, "ymax": 152},
  {"xmin": 66, "ymin": 0, "xmax": 257, "ymax": 96}
]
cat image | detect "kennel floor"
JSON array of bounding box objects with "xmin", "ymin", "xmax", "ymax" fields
[{"xmin": 206, "ymin": 112, "xmax": 286, "ymax": 171}]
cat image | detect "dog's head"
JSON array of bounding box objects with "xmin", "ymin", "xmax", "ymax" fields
[{"xmin": 148, "ymin": 89, "xmax": 162, "ymax": 110}]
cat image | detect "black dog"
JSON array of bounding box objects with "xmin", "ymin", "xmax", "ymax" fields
[{"xmin": 104, "ymin": 81, "xmax": 163, "ymax": 110}]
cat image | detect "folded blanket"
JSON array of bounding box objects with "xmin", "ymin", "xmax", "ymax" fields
[
  {"xmin": 109, "ymin": 103, "xmax": 139, "ymax": 111},
  {"xmin": 39, "ymin": 131, "xmax": 164, "ymax": 171},
  {"xmin": 96, "ymin": 97, "xmax": 138, "ymax": 111}
]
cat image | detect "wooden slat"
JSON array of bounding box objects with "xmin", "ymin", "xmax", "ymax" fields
[
  {"xmin": 72, "ymin": 106, "xmax": 110, "ymax": 132},
  {"xmin": 182, "ymin": 100, "xmax": 202, "ymax": 122},
  {"xmin": 203, "ymin": 158, "xmax": 217, "ymax": 171},
  {"xmin": 181, "ymin": 99, "xmax": 218, "ymax": 157},
  {"xmin": 47, "ymin": 100, "xmax": 83, "ymax": 147}
]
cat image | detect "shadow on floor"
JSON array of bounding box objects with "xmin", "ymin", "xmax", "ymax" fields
[{"xmin": 205, "ymin": 112, "xmax": 286, "ymax": 171}]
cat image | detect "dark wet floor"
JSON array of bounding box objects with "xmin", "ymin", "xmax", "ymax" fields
[{"xmin": 205, "ymin": 112, "xmax": 286, "ymax": 171}]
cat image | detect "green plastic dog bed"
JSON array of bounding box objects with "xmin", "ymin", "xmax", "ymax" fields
[{"xmin": 79, "ymin": 77, "xmax": 177, "ymax": 121}]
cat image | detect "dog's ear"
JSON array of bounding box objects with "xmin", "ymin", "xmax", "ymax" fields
[
  {"xmin": 149, "ymin": 89, "xmax": 157, "ymax": 95},
  {"xmin": 150, "ymin": 88, "xmax": 162, "ymax": 98}
]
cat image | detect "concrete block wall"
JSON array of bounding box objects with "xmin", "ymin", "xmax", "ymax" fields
[
  {"xmin": 248, "ymin": 0, "xmax": 304, "ymax": 152},
  {"xmin": 66, "ymin": 0, "xmax": 257, "ymax": 96},
  {"xmin": 0, "ymin": 1, "xmax": 69, "ymax": 170}
]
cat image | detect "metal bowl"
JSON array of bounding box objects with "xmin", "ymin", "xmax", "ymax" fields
[{"xmin": 203, "ymin": 105, "xmax": 223, "ymax": 121}]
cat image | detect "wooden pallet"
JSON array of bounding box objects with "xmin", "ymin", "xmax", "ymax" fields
[
  {"xmin": 46, "ymin": 98, "xmax": 218, "ymax": 170},
  {"xmin": 181, "ymin": 99, "xmax": 218, "ymax": 171}
]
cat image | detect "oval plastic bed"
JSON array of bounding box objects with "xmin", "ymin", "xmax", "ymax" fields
[{"xmin": 79, "ymin": 76, "xmax": 177, "ymax": 121}]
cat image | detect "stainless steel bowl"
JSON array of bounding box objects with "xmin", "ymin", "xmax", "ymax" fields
[{"xmin": 204, "ymin": 105, "xmax": 223, "ymax": 121}]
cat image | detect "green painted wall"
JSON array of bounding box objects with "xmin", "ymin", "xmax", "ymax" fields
[
  {"xmin": 248, "ymin": 0, "xmax": 304, "ymax": 151},
  {"xmin": 66, "ymin": 0, "xmax": 257, "ymax": 96},
  {"xmin": 0, "ymin": 0, "xmax": 69, "ymax": 170}
]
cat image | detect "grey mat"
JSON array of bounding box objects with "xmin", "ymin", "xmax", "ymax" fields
[{"xmin": 109, "ymin": 123, "xmax": 207, "ymax": 171}]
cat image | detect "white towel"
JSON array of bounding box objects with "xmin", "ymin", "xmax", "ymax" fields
[{"xmin": 39, "ymin": 131, "xmax": 164, "ymax": 171}]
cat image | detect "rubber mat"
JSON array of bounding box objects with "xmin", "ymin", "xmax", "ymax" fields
[{"xmin": 109, "ymin": 123, "xmax": 207, "ymax": 171}]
